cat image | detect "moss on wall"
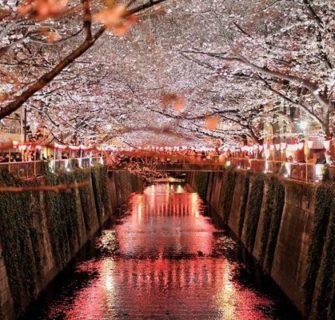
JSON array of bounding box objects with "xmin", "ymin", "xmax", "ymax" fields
[
  {"xmin": 220, "ymin": 169, "xmax": 237, "ymax": 224},
  {"xmin": 0, "ymin": 167, "xmax": 141, "ymax": 318},
  {"xmin": 303, "ymin": 185, "xmax": 333, "ymax": 314},
  {"xmin": 310, "ymin": 193, "xmax": 335, "ymax": 320},
  {"xmin": 243, "ymin": 174, "xmax": 265, "ymax": 252},
  {"xmin": 258, "ymin": 178, "xmax": 275, "ymax": 265},
  {"xmin": 118, "ymin": 171, "xmax": 135, "ymax": 202},
  {"xmin": 0, "ymin": 166, "xmax": 113, "ymax": 312},
  {"xmin": 91, "ymin": 165, "xmax": 109, "ymax": 223},
  {"xmin": 238, "ymin": 172, "xmax": 250, "ymax": 238},
  {"xmin": 74, "ymin": 170, "xmax": 93, "ymax": 233},
  {"xmin": 45, "ymin": 172, "xmax": 77, "ymax": 267},
  {"xmin": 262, "ymin": 176, "xmax": 285, "ymax": 273},
  {"xmin": 193, "ymin": 172, "xmax": 209, "ymax": 200},
  {"xmin": 327, "ymin": 271, "xmax": 335, "ymax": 320},
  {"xmin": 0, "ymin": 171, "xmax": 41, "ymax": 311},
  {"xmin": 188, "ymin": 169, "xmax": 335, "ymax": 318}
]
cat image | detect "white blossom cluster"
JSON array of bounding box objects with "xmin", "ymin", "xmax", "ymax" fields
[{"xmin": 0, "ymin": 0, "xmax": 334, "ymax": 146}]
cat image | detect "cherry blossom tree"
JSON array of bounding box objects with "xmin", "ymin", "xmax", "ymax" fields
[
  {"xmin": 182, "ymin": 0, "xmax": 335, "ymax": 140},
  {"xmin": 0, "ymin": 0, "xmax": 334, "ymax": 147}
]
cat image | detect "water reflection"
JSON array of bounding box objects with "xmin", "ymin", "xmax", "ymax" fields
[
  {"xmin": 117, "ymin": 184, "xmax": 214, "ymax": 259},
  {"xmin": 23, "ymin": 183, "xmax": 299, "ymax": 320}
]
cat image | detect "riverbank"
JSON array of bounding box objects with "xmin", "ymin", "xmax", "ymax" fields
[
  {"xmin": 18, "ymin": 182, "xmax": 300, "ymax": 320},
  {"xmin": 188, "ymin": 169, "xmax": 335, "ymax": 319},
  {"xmin": 0, "ymin": 167, "xmax": 142, "ymax": 320}
]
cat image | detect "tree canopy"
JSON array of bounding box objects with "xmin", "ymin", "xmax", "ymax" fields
[{"xmin": 0, "ymin": 0, "xmax": 334, "ymax": 147}]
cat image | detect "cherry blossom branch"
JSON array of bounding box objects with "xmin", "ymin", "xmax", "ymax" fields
[
  {"xmin": 0, "ymin": 0, "xmax": 168, "ymax": 120},
  {"xmin": 182, "ymin": 50, "xmax": 331, "ymax": 132}
]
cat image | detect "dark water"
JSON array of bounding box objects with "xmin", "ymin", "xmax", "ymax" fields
[{"xmin": 22, "ymin": 183, "xmax": 300, "ymax": 320}]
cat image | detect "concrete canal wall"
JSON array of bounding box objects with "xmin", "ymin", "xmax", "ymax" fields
[
  {"xmin": 0, "ymin": 167, "xmax": 141, "ymax": 319},
  {"xmin": 188, "ymin": 170, "xmax": 335, "ymax": 319}
]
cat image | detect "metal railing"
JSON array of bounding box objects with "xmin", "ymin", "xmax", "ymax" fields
[
  {"xmin": 231, "ymin": 158, "xmax": 326, "ymax": 183},
  {"xmin": 0, "ymin": 161, "xmax": 47, "ymax": 179},
  {"xmin": 110, "ymin": 156, "xmax": 329, "ymax": 183},
  {"xmin": 0, "ymin": 157, "xmax": 104, "ymax": 179},
  {"xmin": 0, "ymin": 154, "xmax": 331, "ymax": 184}
]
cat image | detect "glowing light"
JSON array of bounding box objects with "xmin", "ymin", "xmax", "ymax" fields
[
  {"xmin": 49, "ymin": 160, "xmax": 55, "ymax": 173},
  {"xmin": 323, "ymin": 140, "xmax": 331, "ymax": 150},
  {"xmin": 285, "ymin": 162, "xmax": 291, "ymax": 177},
  {"xmin": 54, "ymin": 143, "xmax": 67, "ymax": 149},
  {"xmin": 264, "ymin": 149, "xmax": 270, "ymax": 160},
  {"xmin": 69, "ymin": 145, "xmax": 80, "ymax": 150},
  {"xmin": 176, "ymin": 185, "xmax": 184, "ymax": 193},
  {"xmin": 298, "ymin": 142, "xmax": 305, "ymax": 150},
  {"xmin": 315, "ymin": 164, "xmax": 324, "ymax": 181},
  {"xmin": 299, "ymin": 120, "xmax": 308, "ymax": 130},
  {"xmin": 65, "ymin": 159, "xmax": 72, "ymax": 172}
]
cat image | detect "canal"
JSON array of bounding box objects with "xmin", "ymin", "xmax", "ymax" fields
[{"xmin": 21, "ymin": 183, "xmax": 300, "ymax": 319}]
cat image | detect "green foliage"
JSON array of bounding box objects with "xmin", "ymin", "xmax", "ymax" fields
[
  {"xmin": 0, "ymin": 166, "xmax": 139, "ymax": 317},
  {"xmin": 193, "ymin": 172, "xmax": 209, "ymax": 200},
  {"xmin": 327, "ymin": 271, "xmax": 335, "ymax": 320},
  {"xmin": 322, "ymin": 165, "xmax": 331, "ymax": 183},
  {"xmin": 258, "ymin": 178, "xmax": 276, "ymax": 265},
  {"xmin": 91, "ymin": 165, "xmax": 109, "ymax": 223},
  {"xmin": 285, "ymin": 180, "xmax": 314, "ymax": 199},
  {"xmin": 130, "ymin": 173, "xmax": 142, "ymax": 193},
  {"xmin": 0, "ymin": 170, "xmax": 41, "ymax": 311},
  {"xmin": 310, "ymin": 194, "xmax": 335, "ymax": 320},
  {"xmin": 74, "ymin": 169, "xmax": 92, "ymax": 233},
  {"xmin": 118, "ymin": 171, "xmax": 134, "ymax": 202},
  {"xmin": 304, "ymin": 185, "xmax": 333, "ymax": 314},
  {"xmin": 243, "ymin": 174, "xmax": 265, "ymax": 251},
  {"xmin": 238, "ymin": 172, "xmax": 250, "ymax": 238},
  {"xmin": 44, "ymin": 171, "xmax": 79, "ymax": 268},
  {"xmin": 262, "ymin": 176, "xmax": 285, "ymax": 273},
  {"xmin": 220, "ymin": 169, "xmax": 237, "ymax": 224}
]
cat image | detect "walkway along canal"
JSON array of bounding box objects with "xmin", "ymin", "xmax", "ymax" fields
[{"xmin": 21, "ymin": 182, "xmax": 300, "ymax": 319}]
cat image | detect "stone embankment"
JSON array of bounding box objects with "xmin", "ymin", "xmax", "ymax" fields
[
  {"xmin": 0, "ymin": 167, "xmax": 141, "ymax": 319},
  {"xmin": 189, "ymin": 170, "xmax": 335, "ymax": 319}
]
